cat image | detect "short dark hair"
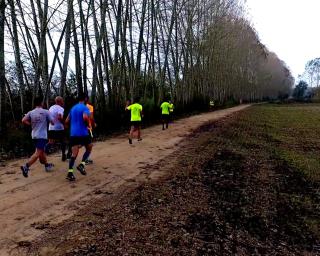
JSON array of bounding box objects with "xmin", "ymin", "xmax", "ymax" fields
[
  {"xmin": 78, "ymin": 92, "xmax": 86, "ymax": 101},
  {"xmin": 34, "ymin": 96, "xmax": 43, "ymax": 106},
  {"xmin": 134, "ymin": 96, "xmax": 140, "ymax": 103}
]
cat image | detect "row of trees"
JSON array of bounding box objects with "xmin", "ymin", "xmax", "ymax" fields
[
  {"xmin": 0, "ymin": 0, "xmax": 293, "ymax": 134},
  {"xmin": 301, "ymin": 58, "xmax": 320, "ymax": 88},
  {"xmin": 294, "ymin": 58, "xmax": 320, "ymax": 101}
]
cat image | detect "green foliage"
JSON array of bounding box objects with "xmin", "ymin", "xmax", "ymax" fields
[
  {"xmin": 141, "ymin": 97, "xmax": 160, "ymax": 124},
  {"xmin": 198, "ymin": 104, "xmax": 320, "ymax": 244},
  {"xmin": 293, "ymin": 81, "xmax": 308, "ymax": 101},
  {"xmin": 248, "ymin": 104, "xmax": 320, "ymax": 181},
  {"xmin": 0, "ymin": 124, "xmax": 34, "ymax": 159}
]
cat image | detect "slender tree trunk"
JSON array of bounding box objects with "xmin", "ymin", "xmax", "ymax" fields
[
  {"xmin": 71, "ymin": 1, "xmax": 83, "ymax": 93},
  {"xmin": 60, "ymin": 0, "xmax": 72, "ymax": 97},
  {"xmin": 8, "ymin": 0, "xmax": 25, "ymax": 115},
  {"xmin": 0, "ymin": 0, "xmax": 5, "ymax": 133}
]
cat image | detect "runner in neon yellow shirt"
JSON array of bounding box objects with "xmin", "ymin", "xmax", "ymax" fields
[
  {"xmin": 160, "ymin": 99, "xmax": 172, "ymax": 130},
  {"xmin": 169, "ymin": 100, "xmax": 174, "ymax": 123},
  {"xmin": 126, "ymin": 97, "xmax": 143, "ymax": 144},
  {"xmin": 169, "ymin": 101, "xmax": 174, "ymax": 113}
]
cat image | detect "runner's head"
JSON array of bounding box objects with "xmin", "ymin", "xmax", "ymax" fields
[
  {"xmin": 34, "ymin": 96, "xmax": 43, "ymax": 107},
  {"xmin": 84, "ymin": 94, "xmax": 90, "ymax": 104},
  {"xmin": 77, "ymin": 92, "xmax": 86, "ymax": 103},
  {"xmin": 133, "ymin": 96, "xmax": 140, "ymax": 103},
  {"xmin": 55, "ymin": 96, "xmax": 64, "ymax": 107}
]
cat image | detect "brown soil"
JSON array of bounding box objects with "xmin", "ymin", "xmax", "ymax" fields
[
  {"xmin": 18, "ymin": 106, "xmax": 320, "ymax": 256},
  {"xmin": 0, "ymin": 105, "xmax": 250, "ymax": 256}
]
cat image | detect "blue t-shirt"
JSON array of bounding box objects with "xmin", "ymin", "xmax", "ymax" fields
[{"xmin": 69, "ymin": 103, "xmax": 90, "ymax": 137}]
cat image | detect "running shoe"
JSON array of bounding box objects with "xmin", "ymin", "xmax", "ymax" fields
[
  {"xmin": 66, "ymin": 172, "xmax": 76, "ymax": 181},
  {"xmin": 85, "ymin": 159, "xmax": 93, "ymax": 165},
  {"xmin": 20, "ymin": 165, "xmax": 29, "ymax": 178},
  {"xmin": 45, "ymin": 163, "xmax": 54, "ymax": 172},
  {"xmin": 138, "ymin": 138, "xmax": 143, "ymax": 141},
  {"xmin": 128, "ymin": 138, "xmax": 133, "ymax": 144},
  {"xmin": 77, "ymin": 163, "xmax": 87, "ymax": 175}
]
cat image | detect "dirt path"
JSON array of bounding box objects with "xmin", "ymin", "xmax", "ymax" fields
[{"xmin": 0, "ymin": 105, "xmax": 250, "ymax": 255}]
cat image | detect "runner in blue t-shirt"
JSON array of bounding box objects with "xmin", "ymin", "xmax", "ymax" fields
[{"xmin": 65, "ymin": 93, "xmax": 93, "ymax": 181}]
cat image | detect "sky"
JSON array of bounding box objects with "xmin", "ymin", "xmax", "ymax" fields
[{"xmin": 246, "ymin": 0, "xmax": 320, "ymax": 80}]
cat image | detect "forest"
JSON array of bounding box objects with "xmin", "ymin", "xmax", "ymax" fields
[{"xmin": 0, "ymin": 0, "xmax": 293, "ymax": 136}]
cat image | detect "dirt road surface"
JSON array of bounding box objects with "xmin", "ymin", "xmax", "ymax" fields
[{"xmin": 0, "ymin": 105, "xmax": 250, "ymax": 255}]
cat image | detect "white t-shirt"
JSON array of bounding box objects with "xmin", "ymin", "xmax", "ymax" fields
[{"xmin": 49, "ymin": 104, "xmax": 64, "ymax": 131}]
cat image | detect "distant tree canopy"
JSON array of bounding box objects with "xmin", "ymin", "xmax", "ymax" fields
[
  {"xmin": 303, "ymin": 58, "xmax": 320, "ymax": 88},
  {"xmin": 293, "ymin": 81, "xmax": 308, "ymax": 100},
  {"xmin": 0, "ymin": 0, "xmax": 294, "ymax": 134}
]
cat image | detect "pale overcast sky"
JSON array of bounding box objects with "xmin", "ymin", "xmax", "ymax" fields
[{"xmin": 246, "ymin": 0, "xmax": 320, "ymax": 80}]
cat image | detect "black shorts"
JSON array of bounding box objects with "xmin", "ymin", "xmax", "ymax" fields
[
  {"xmin": 48, "ymin": 130, "xmax": 65, "ymax": 140},
  {"xmin": 162, "ymin": 114, "xmax": 169, "ymax": 122},
  {"xmin": 69, "ymin": 136, "xmax": 92, "ymax": 147},
  {"xmin": 131, "ymin": 121, "xmax": 141, "ymax": 128}
]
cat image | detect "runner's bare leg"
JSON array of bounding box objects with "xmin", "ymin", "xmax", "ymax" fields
[{"xmin": 26, "ymin": 150, "xmax": 40, "ymax": 167}]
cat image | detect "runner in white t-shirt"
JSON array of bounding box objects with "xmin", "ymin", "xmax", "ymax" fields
[{"xmin": 46, "ymin": 96, "xmax": 67, "ymax": 161}]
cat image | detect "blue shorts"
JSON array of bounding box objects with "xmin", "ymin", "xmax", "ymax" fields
[{"xmin": 33, "ymin": 139, "xmax": 48, "ymax": 150}]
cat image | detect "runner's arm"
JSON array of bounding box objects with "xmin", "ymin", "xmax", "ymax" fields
[
  {"xmin": 64, "ymin": 114, "xmax": 70, "ymax": 128},
  {"xmin": 58, "ymin": 113, "xmax": 64, "ymax": 124},
  {"xmin": 125, "ymin": 100, "xmax": 131, "ymax": 110},
  {"xmin": 83, "ymin": 113, "xmax": 90, "ymax": 126},
  {"xmin": 90, "ymin": 115, "xmax": 96, "ymax": 128},
  {"xmin": 22, "ymin": 113, "xmax": 31, "ymax": 126},
  {"xmin": 48, "ymin": 112, "xmax": 54, "ymax": 125}
]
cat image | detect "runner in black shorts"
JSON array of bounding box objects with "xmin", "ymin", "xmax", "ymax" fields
[
  {"xmin": 126, "ymin": 97, "xmax": 143, "ymax": 144},
  {"xmin": 47, "ymin": 96, "xmax": 67, "ymax": 161},
  {"xmin": 69, "ymin": 135, "xmax": 92, "ymax": 148},
  {"xmin": 160, "ymin": 98, "xmax": 172, "ymax": 130},
  {"xmin": 131, "ymin": 121, "xmax": 141, "ymax": 129},
  {"xmin": 65, "ymin": 93, "xmax": 93, "ymax": 181}
]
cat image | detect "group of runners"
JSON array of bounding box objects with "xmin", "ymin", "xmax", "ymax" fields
[
  {"xmin": 126, "ymin": 97, "xmax": 174, "ymax": 144},
  {"xmin": 20, "ymin": 94, "xmax": 174, "ymax": 181}
]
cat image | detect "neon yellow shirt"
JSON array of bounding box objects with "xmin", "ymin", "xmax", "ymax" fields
[
  {"xmin": 127, "ymin": 103, "xmax": 143, "ymax": 121},
  {"xmin": 160, "ymin": 102, "xmax": 171, "ymax": 115},
  {"xmin": 169, "ymin": 103, "xmax": 174, "ymax": 112}
]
